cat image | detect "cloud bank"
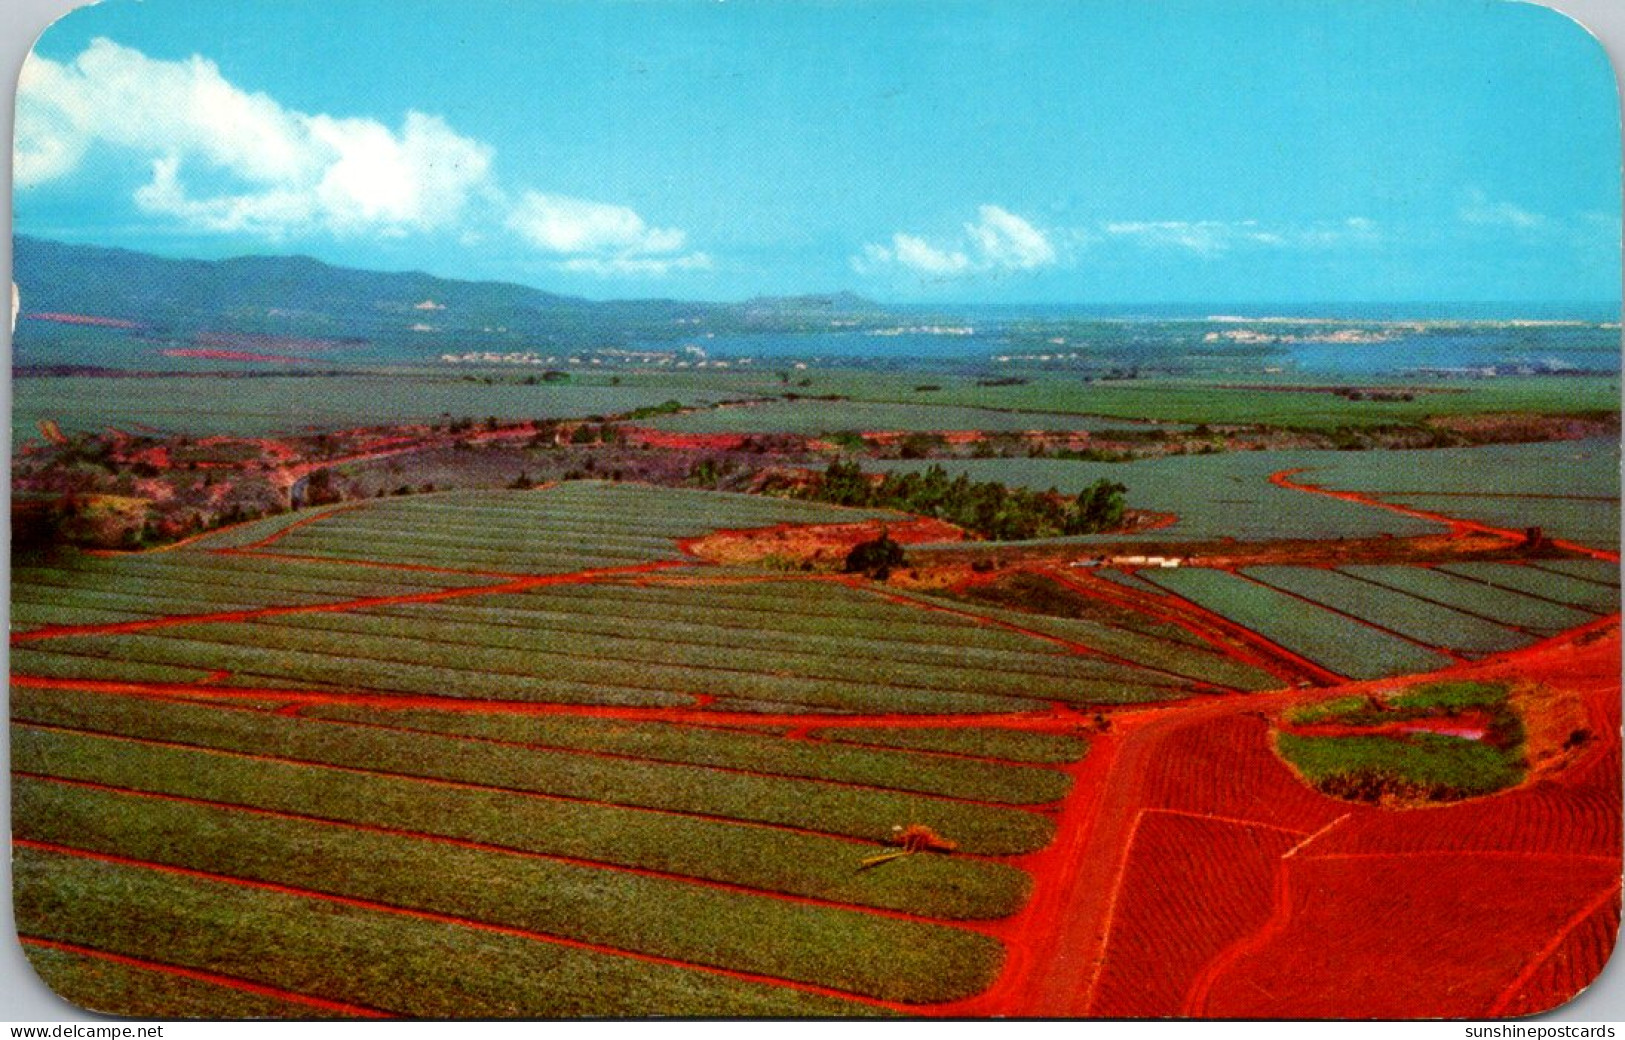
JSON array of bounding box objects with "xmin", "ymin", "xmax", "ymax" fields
[
  {"xmin": 17, "ymin": 39, "xmax": 700, "ymax": 275},
  {"xmin": 1104, "ymin": 217, "xmax": 1380, "ymax": 257},
  {"xmin": 855, "ymin": 205, "xmax": 1057, "ymax": 278}
]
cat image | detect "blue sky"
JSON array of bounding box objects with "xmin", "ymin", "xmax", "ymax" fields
[{"xmin": 14, "ymin": 0, "xmax": 1622, "ymax": 305}]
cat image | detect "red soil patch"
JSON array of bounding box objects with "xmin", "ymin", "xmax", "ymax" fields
[
  {"xmin": 679, "ymin": 517, "xmax": 966, "ymax": 567},
  {"xmin": 1090, "ymin": 812, "xmax": 1303, "ymax": 1016},
  {"xmin": 622, "ymin": 428, "xmax": 757, "ymax": 452},
  {"xmin": 1194, "ymin": 855, "xmax": 1620, "ymax": 1018},
  {"xmin": 161, "ymin": 349, "xmax": 312, "ymax": 365},
  {"xmin": 1492, "ymin": 885, "xmax": 1622, "ymax": 1017},
  {"xmin": 25, "ymin": 313, "xmax": 140, "ymax": 329}
]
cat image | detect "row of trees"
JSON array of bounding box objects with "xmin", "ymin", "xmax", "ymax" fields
[{"xmin": 800, "ymin": 459, "xmax": 1127, "ymax": 542}]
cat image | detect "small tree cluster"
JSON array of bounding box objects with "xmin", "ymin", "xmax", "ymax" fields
[{"xmin": 798, "ymin": 460, "xmax": 1128, "ymax": 541}]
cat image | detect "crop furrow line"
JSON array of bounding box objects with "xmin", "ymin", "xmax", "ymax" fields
[{"xmin": 14, "ymin": 840, "xmax": 904, "ymax": 1011}]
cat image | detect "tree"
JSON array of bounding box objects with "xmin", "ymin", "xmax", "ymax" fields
[
  {"xmin": 1066, "ymin": 478, "xmax": 1127, "ymax": 534},
  {"xmin": 844, "ymin": 532, "xmax": 906, "ymax": 579}
]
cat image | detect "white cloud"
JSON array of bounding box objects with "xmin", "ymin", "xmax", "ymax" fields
[
  {"xmin": 20, "ymin": 39, "xmax": 492, "ymax": 238},
  {"xmin": 560, "ymin": 253, "xmax": 714, "ymax": 277},
  {"xmin": 17, "ymin": 39, "xmax": 705, "ymax": 277},
  {"xmin": 1106, "ymin": 217, "xmax": 1380, "ymax": 257},
  {"xmin": 506, "ymin": 193, "xmax": 708, "ymax": 277},
  {"xmin": 1460, "ymin": 188, "xmax": 1545, "ymax": 231},
  {"xmin": 965, "ymin": 205, "xmax": 1056, "ymax": 269},
  {"xmin": 507, "ymin": 193, "xmax": 684, "ymax": 255},
  {"xmin": 855, "ymin": 205, "xmax": 1057, "ymax": 278},
  {"xmin": 889, "ymin": 235, "xmax": 973, "ymax": 276}
]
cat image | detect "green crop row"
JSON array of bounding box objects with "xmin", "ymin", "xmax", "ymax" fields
[
  {"xmin": 17, "ymin": 779, "xmax": 1004, "ymax": 1004},
  {"xmin": 258, "ymin": 609, "xmax": 1171, "ymax": 706},
  {"xmin": 16, "ymin": 558, "xmax": 482, "ymax": 608},
  {"xmin": 16, "ymin": 847, "xmax": 864, "ymax": 1017},
  {"xmin": 1144, "ymin": 569, "xmax": 1454, "ymax": 680},
  {"xmin": 816, "ymin": 726, "xmax": 1089, "ymax": 765},
  {"xmin": 1388, "ymin": 495, "xmax": 1619, "ymax": 553},
  {"xmin": 10, "ymin": 648, "xmax": 214, "ymax": 684},
  {"xmin": 12, "ymin": 688, "xmax": 1057, "ymax": 854},
  {"xmin": 24, "ymin": 547, "xmax": 491, "ymax": 589},
  {"xmin": 274, "ymin": 522, "xmax": 684, "ymax": 560},
  {"xmin": 16, "ymin": 726, "xmax": 1031, "ymax": 919},
  {"xmin": 261, "ymin": 537, "xmax": 661, "ymax": 574},
  {"xmin": 46, "ymin": 618, "xmax": 1040, "ymax": 714},
  {"xmin": 1304, "ymin": 438, "xmax": 1620, "ymax": 499},
  {"xmin": 1527, "ymin": 558, "xmax": 1620, "ymax": 588},
  {"xmin": 11, "ymin": 601, "xmax": 150, "ymax": 631},
  {"xmin": 1242, "ymin": 567, "xmax": 1531, "ymax": 654},
  {"xmin": 34, "ymin": 631, "xmax": 697, "ymax": 709},
  {"xmin": 298, "ymin": 703, "xmax": 1070, "ymax": 804},
  {"xmin": 1439, "ymin": 563, "xmax": 1619, "ymax": 614},
  {"xmin": 370, "ymin": 597, "xmax": 1125, "ymax": 688},
  {"xmin": 887, "ymin": 589, "xmax": 1278, "ymax": 693},
  {"xmin": 1339, "ymin": 566, "xmax": 1595, "ymax": 635},
  {"xmin": 23, "ymin": 944, "xmax": 342, "ymax": 1020}
]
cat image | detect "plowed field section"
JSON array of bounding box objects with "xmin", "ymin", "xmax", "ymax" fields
[{"xmin": 1089, "ymin": 813, "xmax": 1301, "ymax": 1016}]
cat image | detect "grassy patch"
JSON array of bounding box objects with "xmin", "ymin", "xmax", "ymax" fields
[
  {"xmin": 1278, "ymin": 680, "xmax": 1525, "ymax": 804},
  {"xmin": 1276, "ymin": 732, "xmax": 1523, "ymax": 803}
]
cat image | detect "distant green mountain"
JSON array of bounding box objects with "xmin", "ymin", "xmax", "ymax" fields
[{"xmin": 10, "ymin": 236, "xmax": 888, "ymax": 366}]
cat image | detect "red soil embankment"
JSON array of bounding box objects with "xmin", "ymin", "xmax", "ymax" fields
[{"xmin": 679, "ymin": 517, "xmax": 966, "ymax": 567}]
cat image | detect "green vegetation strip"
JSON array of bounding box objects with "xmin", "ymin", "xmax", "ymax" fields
[
  {"xmin": 11, "ymin": 602, "xmax": 150, "ymax": 631},
  {"xmin": 1144, "ymin": 569, "xmax": 1453, "ymax": 680},
  {"xmin": 9, "ymin": 648, "xmax": 213, "ymax": 684},
  {"xmin": 261, "ymin": 609, "xmax": 1172, "ymax": 706},
  {"xmin": 1339, "ymin": 565, "xmax": 1595, "ymax": 635},
  {"xmin": 42, "ymin": 622, "xmax": 1034, "ymax": 715},
  {"xmin": 16, "ymin": 848, "xmax": 864, "ymax": 1017},
  {"xmin": 16, "ymin": 780, "xmax": 1002, "ymax": 1004},
  {"xmin": 33, "ymin": 631, "xmax": 698, "ymax": 710},
  {"xmin": 298, "ymin": 704, "xmax": 1069, "ymax": 805},
  {"xmin": 1526, "ymin": 559, "xmax": 1620, "ymax": 588},
  {"xmin": 888, "ymin": 588, "xmax": 1278, "ymax": 693},
  {"xmin": 1277, "ymin": 733, "xmax": 1521, "ymax": 801},
  {"xmin": 373, "ymin": 595, "xmax": 1141, "ymax": 687},
  {"xmin": 1278, "ymin": 681, "xmax": 1525, "ymax": 803},
  {"xmin": 15, "ymin": 726, "xmax": 1029, "ymax": 919},
  {"xmin": 939, "ymin": 572, "xmax": 1211, "ymax": 648},
  {"xmin": 11, "ymin": 689, "xmax": 1056, "ymax": 854},
  {"xmin": 816, "ymin": 727, "xmax": 1088, "ymax": 765},
  {"xmin": 1438, "ymin": 563, "xmax": 1619, "ymax": 614},
  {"xmin": 23, "ymin": 945, "xmax": 340, "ymax": 1020},
  {"xmin": 1242, "ymin": 566, "xmax": 1531, "ymax": 654}
]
